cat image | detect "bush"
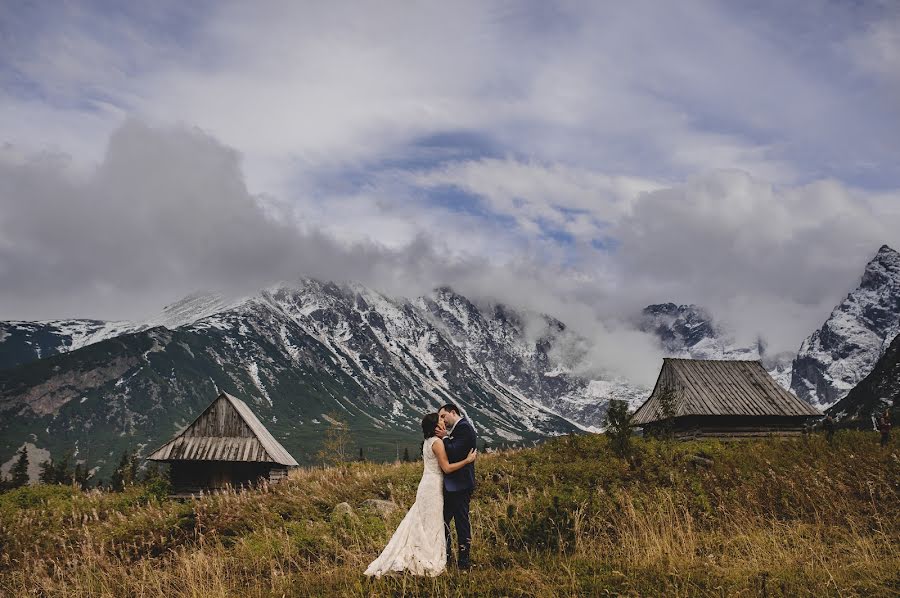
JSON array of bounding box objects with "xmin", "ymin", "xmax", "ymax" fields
[
  {"xmin": 604, "ymin": 399, "xmax": 634, "ymax": 457},
  {"xmin": 0, "ymin": 483, "xmax": 76, "ymax": 510},
  {"xmin": 140, "ymin": 477, "xmax": 171, "ymax": 502}
]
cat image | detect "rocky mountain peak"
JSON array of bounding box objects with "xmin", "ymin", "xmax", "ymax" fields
[
  {"xmin": 791, "ymin": 245, "xmax": 900, "ymax": 408},
  {"xmin": 144, "ymin": 291, "xmax": 229, "ymax": 330},
  {"xmin": 638, "ymin": 303, "xmax": 754, "ymax": 360},
  {"xmin": 860, "ymin": 245, "xmax": 900, "ymax": 291},
  {"xmin": 827, "ymin": 332, "xmax": 900, "ymax": 421}
]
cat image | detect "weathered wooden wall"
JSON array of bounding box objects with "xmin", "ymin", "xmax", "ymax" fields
[
  {"xmin": 183, "ymin": 396, "xmax": 253, "ymax": 438},
  {"xmin": 634, "ymin": 359, "xmax": 821, "ymax": 426},
  {"xmin": 147, "ymin": 392, "xmax": 300, "ymax": 472},
  {"xmin": 170, "ymin": 461, "xmax": 281, "ymax": 494},
  {"xmin": 643, "ymin": 415, "xmax": 812, "ymax": 439}
]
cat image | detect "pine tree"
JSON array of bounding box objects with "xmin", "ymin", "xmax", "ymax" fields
[
  {"xmin": 110, "ymin": 451, "xmax": 130, "ymax": 491},
  {"xmin": 10, "ymin": 446, "xmax": 29, "ymax": 488},
  {"xmin": 73, "ymin": 463, "xmax": 89, "ymax": 488},
  {"xmin": 39, "ymin": 459, "xmax": 56, "ymax": 484},
  {"xmin": 402, "ymin": 447, "xmax": 411, "ymax": 462},
  {"xmin": 128, "ymin": 451, "xmax": 140, "ymax": 484},
  {"xmin": 358, "ymin": 447, "xmax": 365, "ymax": 462},
  {"xmin": 604, "ymin": 400, "xmax": 634, "ymax": 458},
  {"xmin": 657, "ymin": 389, "xmax": 677, "ymax": 440},
  {"xmin": 53, "ymin": 453, "xmax": 72, "ymax": 485}
]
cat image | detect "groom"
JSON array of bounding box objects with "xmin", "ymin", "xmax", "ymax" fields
[{"xmin": 436, "ymin": 403, "xmax": 477, "ymax": 570}]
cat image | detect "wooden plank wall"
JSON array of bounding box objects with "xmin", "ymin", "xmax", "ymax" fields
[
  {"xmin": 183, "ymin": 396, "xmax": 254, "ymax": 438},
  {"xmin": 268, "ymin": 467, "xmax": 288, "ymax": 484}
]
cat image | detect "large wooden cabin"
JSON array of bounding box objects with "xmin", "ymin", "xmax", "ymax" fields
[
  {"xmin": 632, "ymin": 359, "xmax": 820, "ymax": 439},
  {"xmin": 148, "ymin": 392, "xmax": 298, "ymax": 495}
]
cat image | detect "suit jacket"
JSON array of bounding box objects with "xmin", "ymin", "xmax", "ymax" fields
[{"xmin": 442, "ymin": 417, "xmax": 476, "ymax": 492}]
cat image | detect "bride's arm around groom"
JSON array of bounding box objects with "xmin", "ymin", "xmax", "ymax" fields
[{"xmin": 432, "ymin": 439, "xmax": 476, "ymax": 475}]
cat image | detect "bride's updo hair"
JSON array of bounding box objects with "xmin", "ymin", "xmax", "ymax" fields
[{"xmin": 421, "ymin": 413, "xmax": 440, "ymax": 439}]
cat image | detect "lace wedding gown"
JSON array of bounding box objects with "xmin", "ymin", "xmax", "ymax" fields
[{"xmin": 364, "ymin": 437, "xmax": 446, "ymax": 577}]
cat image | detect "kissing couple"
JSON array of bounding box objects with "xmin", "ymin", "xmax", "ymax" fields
[{"xmin": 365, "ymin": 403, "xmax": 478, "ymax": 577}]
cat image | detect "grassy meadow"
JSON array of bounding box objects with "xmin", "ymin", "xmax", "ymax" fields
[{"xmin": 1, "ymin": 431, "xmax": 898, "ymax": 597}]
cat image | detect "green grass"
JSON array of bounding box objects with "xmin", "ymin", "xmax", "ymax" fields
[{"xmin": 1, "ymin": 430, "xmax": 898, "ymax": 596}]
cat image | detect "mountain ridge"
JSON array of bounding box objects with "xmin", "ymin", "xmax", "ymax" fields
[
  {"xmin": 5, "ymin": 242, "xmax": 898, "ymax": 481},
  {"xmin": 791, "ymin": 244, "xmax": 900, "ymax": 408},
  {"xmin": 1, "ymin": 281, "xmax": 594, "ymax": 480},
  {"xmin": 827, "ymin": 331, "xmax": 900, "ymax": 422}
]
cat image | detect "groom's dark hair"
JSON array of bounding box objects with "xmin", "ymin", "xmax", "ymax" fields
[
  {"xmin": 422, "ymin": 413, "xmax": 440, "ymax": 439},
  {"xmin": 440, "ymin": 403, "xmax": 461, "ymax": 416}
]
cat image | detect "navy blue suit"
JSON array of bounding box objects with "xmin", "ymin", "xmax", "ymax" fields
[{"xmin": 442, "ymin": 417, "xmax": 476, "ymax": 567}]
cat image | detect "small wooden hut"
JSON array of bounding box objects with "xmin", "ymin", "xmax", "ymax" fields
[
  {"xmin": 148, "ymin": 392, "xmax": 298, "ymax": 494},
  {"xmin": 632, "ymin": 359, "xmax": 820, "ymax": 438}
]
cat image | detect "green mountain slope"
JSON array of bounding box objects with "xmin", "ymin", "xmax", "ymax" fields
[{"xmin": 1, "ymin": 284, "xmax": 584, "ymax": 480}]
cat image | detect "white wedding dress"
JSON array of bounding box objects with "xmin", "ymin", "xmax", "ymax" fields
[{"xmin": 364, "ymin": 437, "xmax": 446, "ymax": 577}]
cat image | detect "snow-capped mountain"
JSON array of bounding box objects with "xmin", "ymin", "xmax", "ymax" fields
[
  {"xmin": 1, "ymin": 281, "xmax": 599, "ymax": 479},
  {"xmin": 6, "ymin": 275, "xmax": 857, "ymax": 480},
  {"xmin": 828, "ymin": 332, "xmax": 900, "ymax": 422},
  {"xmin": 635, "ymin": 301, "xmax": 797, "ymax": 390},
  {"xmin": 0, "ymin": 284, "xmax": 791, "ymax": 472},
  {"xmin": 0, "ymin": 319, "xmax": 135, "ymax": 370},
  {"xmin": 637, "ymin": 303, "xmax": 760, "ymax": 361},
  {"xmin": 415, "ymin": 288, "xmax": 632, "ymax": 428},
  {"xmin": 0, "ymin": 292, "xmax": 231, "ymax": 370},
  {"xmin": 791, "ymin": 245, "xmax": 900, "ymax": 408}
]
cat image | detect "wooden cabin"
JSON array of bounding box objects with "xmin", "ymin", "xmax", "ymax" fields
[
  {"xmin": 148, "ymin": 392, "xmax": 298, "ymax": 495},
  {"xmin": 632, "ymin": 359, "xmax": 820, "ymax": 439}
]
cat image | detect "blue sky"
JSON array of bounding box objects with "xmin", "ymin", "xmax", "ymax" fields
[{"xmin": 2, "ymin": 0, "xmax": 900, "ymax": 362}]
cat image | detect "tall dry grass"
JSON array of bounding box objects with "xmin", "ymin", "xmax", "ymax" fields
[{"xmin": 1, "ymin": 431, "xmax": 898, "ymax": 596}]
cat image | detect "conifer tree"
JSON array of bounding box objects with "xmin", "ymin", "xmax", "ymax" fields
[
  {"xmin": 73, "ymin": 463, "xmax": 89, "ymax": 488},
  {"xmin": 604, "ymin": 400, "xmax": 634, "ymax": 457},
  {"xmin": 128, "ymin": 451, "xmax": 140, "ymax": 483},
  {"xmin": 657, "ymin": 389, "xmax": 677, "ymax": 440},
  {"xmin": 403, "ymin": 447, "xmax": 411, "ymax": 462},
  {"xmin": 10, "ymin": 446, "xmax": 29, "ymax": 488},
  {"xmin": 110, "ymin": 451, "xmax": 131, "ymax": 491},
  {"xmin": 53, "ymin": 453, "xmax": 72, "ymax": 485},
  {"xmin": 39, "ymin": 459, "xmax": 56, "ymax": 484}
]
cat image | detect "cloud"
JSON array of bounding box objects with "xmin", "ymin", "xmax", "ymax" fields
[
  {"xmin": 2, "ymin": 120, "xmax": 900, "ymax": 387},
  {"xmin": 0, "ymin": 121, "xmax": 666, "ymax": 383},
  {"xmin": 847, "ymin": 10, "xmax": 900, "ymax": 91},
  {"xmin": 3, "ymin": 2, "xmax": 900, "ymax": 384},
  {"xmin": 0, "ymin": 121, "xmax": 468, "ymax": 319},
  {"xmin": 4, "ymin": 1, "xmax": 899, "ymax": 193},
  {"xmin": 613, "ymin": 171, "xmax": 900, "ymax": 350},
  {"xmin": 411, "ymin": 158, "xmax": 663, "ymax": 243},
  {"xmin": 340, "ymin": 155, "xmax": 900, "ymax": 358}
]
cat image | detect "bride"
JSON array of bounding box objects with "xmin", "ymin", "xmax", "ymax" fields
[{"xmin": 364, "ymin": 412, "xmax": 477, "ymax": 578}]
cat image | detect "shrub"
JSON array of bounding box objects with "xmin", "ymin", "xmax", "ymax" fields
[{"xmin": 605, "ymin": 399, "xmax": 634, "ymax": 457}]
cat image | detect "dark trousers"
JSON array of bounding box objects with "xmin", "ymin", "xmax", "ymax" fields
[{"xmin": 443, "ymin": 488, "xmax": 473, "ymax": 566}]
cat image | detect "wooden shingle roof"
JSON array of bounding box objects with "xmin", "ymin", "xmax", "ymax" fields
[
  {"xmin": 147, "ymin": 392, "xmax": 299, "ymax": 466},
  {"xmin": 632, "ymin": 358, "xmax": 820, "ymax": 425}
]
